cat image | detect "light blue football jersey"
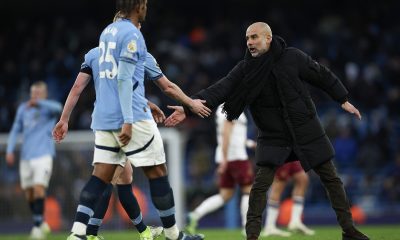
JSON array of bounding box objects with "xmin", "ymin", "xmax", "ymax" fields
[
  {"xmin": 144, "ymin": 52, "xmax": 163, "ymax": 81},
  {"xmin": 82, "ymin": 47, "xmax": 164, "ymax": 130},
  {"xmin": 91, "ymin": 19, "xmax": 151, "ymax": 130},
  {"xmin": 7, "ymin": 100, "xmax": 62, "ymax": 160}
]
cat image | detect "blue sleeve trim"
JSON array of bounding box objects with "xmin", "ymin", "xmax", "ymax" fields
[{"xmin": 146, "ymin": 73, "xmax": 163, "ymax": 81}]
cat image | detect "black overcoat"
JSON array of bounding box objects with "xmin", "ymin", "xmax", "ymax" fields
[{"xmin": 191, "ymin": 47, "xmax": 348, "ymax": 171}]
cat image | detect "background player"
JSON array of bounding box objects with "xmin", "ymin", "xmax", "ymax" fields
[
  {"xmin": 186, "ymin": 105, "xmax": 255, "ymax": 235},
  {"xmin": 263, "ymin": 161, "xmax": 315, "ymax": 237},
  {"xmin": 6, "ymin": 81, "xmax": 62, "ymax": 239}
]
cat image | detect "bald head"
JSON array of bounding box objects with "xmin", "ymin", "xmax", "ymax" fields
[
  {"xmin": 247, "ymin": 22, "xmax": 272, "ymax": 37},
  {"xmin": 246, "ymin": 22, "xmax": 273, "ymax": 57}
]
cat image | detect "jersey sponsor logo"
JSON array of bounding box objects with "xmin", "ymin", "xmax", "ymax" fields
[{"xmin": 127, "ymin": 40, "xmax": 137, "ymax": 53}]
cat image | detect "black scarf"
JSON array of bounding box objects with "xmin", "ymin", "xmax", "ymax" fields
[{"xmin": 222, "ymin": 36, "xmax": 286, "ymax": 120}]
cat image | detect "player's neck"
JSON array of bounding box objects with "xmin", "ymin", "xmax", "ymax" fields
[{"xmin": 127, "ymin": 15, "xmax": 140, "ymax": 28}]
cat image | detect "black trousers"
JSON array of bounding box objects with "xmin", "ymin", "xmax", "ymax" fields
[{"xmin": 245, "ymin": 160, "xmax": 354, "ymax": 238}]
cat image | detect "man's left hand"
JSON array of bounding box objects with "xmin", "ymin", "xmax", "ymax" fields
[{"xmin": 341, "ymin": 101, "xmax": 362, "ymax": 120}]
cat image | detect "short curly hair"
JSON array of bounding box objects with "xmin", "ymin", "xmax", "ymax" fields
[{"xmin": 115, "ymin": 0, "xmax": 146, "ymax": 19}]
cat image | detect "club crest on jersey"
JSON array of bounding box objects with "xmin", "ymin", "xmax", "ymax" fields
[{"xmin": 127, "ymin": 40, "xmax": 137, "ymax": 53}]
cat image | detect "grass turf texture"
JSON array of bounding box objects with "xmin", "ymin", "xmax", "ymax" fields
[{"xmin": 0, "ymin": 225, "xmax": 398, "ymax": 240}]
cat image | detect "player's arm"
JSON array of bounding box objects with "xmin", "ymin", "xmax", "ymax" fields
[
  {"xmin": 147, "ymin": 100, "xmax": 165, "ymax": 123},
  {"xmin": 52, "ymin": 72, "xmax": 91, "ymax": 143},
  {"xmin": 117, "ymin": 60, "xmax": 135, "ymax": 146},
  {"xmin": 218, "ymin": 120, "xmax": 234, "ymax": 174},
  {"xmin": 6, "ymin": 106, "xmax": 23, "ymax": 166},
  {"xmin": 182, "ymin": 60, "xmax": 245, "ymax": 117},
  {"xmin": 37, "ymin": 99, "xmax": 62, "ymax": 115},
  {"xmin": 144, "ymin": 52, "xmax": 210, "ymax": 118},
  {"xmin": 154, "ymin": 76, "xmax": 211, "ymax": 118},
  {"xmin": 60, "ymin": 72, "xmax": 91, "ymax": 122},
  {"xmin": 296, "ymin": 49, "xmax": 361, "ymax": 119}
]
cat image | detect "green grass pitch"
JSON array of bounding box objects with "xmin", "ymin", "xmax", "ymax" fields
[{"xmin": 0, "ymin": 225, "xmax": 399, "ymax": 240}]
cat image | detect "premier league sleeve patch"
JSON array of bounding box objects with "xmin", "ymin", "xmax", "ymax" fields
[{"xmin": 127, "ymin": 40, "xmax": 137, "ymax": 53}]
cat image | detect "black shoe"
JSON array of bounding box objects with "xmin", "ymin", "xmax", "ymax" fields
[
  {"xmin": 342, "ymin": 226, "xmax": 370, "ymax": 240},
  {"xmin": 166, "ymin": 231, "xmax": 205, "ymax": 240},
  {"xmin": 246, "ymin": 234, "xmax": 258, "ymax": 240}
]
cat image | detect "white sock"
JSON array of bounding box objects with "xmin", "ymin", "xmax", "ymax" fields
[
  {"xmin": 71, "ymin": 222, "xmax": 86, "ymax": 236},
  {"xmin": 240, "ymin": 194, "xmax": 249, "ymax": 228},
  {"xmin": 290, "ymin": 196, "xmax": 304, "ymax": 224},
  {"xmin": 164, "ymin": 224, "xmax": 179, "ymax": 240},
  {"xmin": 265, "ymin": 200, "xmax": 279, "ymax": 229},
  {"xmin": 192, "ymin": 194, "xmax": 225, "ymax": 221}
]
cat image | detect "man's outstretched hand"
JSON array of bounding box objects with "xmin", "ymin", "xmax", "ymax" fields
[
  {"xmin": 341, "ymin": 101, "xmax": 362, "ymax": 120},
  {"xmin": 188, "ymin": 99, "xmax": 211, "ymax": 118},
  {"xmin": 164, "ymin": 106, "xmax": 186, "ymax": 127}
]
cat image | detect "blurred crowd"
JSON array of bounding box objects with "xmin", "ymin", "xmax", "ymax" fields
[{"xmin": 0, "ymin": 0, "xmax": 399, "ymax": 228}]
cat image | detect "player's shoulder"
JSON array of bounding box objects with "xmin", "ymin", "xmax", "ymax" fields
[
  {"xmin": 85, "ymin": 47, "xmax": 99, "ymax": 60},
  {"xmin": 113, "ymin": 19, "xmax": 140, "ymax": 35},
  {"xmin": 87, "ymin": 47, "xmax": 99, "ymax": 56},
  {"xmin": 17, "ymin": 102, "xmax": 27, "ymax": 112},
  {"xmin": 100, "ymin": 20, "xmax": 138, "ymax": 41}
]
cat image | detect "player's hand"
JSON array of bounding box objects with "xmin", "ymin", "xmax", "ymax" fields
[
  {"xmin": 5, "ymin": 153, "xmax": 15, "ymax": 167},
  {"xmin": 52, "ymin": 120, "xmax": 69, "ymax": 143},
  {"xmin": 246, "ymin": 139, "xmax": 257, "ymax": 149},
  {"xmin": 188, "ymin": 99, "xmax": 211, "ymax": 118},
  {"xmin": 27, "ymin": 99, "xmax": 38, "ymax": 107},
  {"xmin": 341, "ymin": 101, "xmax": 362, "ymax": 120},
  {"xmin": 148, "ymin": 102, "xmax": 166, "ymax": 123},
  {"xmin": 217, "ymin": 161, "xmax": 228, "ymax": 175},
  {"xmin": 119, "ymin": 123, "xmax": 132, "ymax": 146},
  {"xmin": 164, "ymin": 106, "xmax": 186, "ymax": 127}
]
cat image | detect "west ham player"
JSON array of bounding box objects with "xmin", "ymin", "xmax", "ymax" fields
[
  {"xmin": 262, "ymin": 161, "xmax": 315, "ymax": 237},
  {"xmin": 6, "ymin": 81, "xmax": 62, "ymax": 239},
  {"xmin": 186, "ymin": 105, "xmax": 255, "ymax": 235}
]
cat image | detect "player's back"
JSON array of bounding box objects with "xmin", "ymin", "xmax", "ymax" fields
[
  {"xmin": 95, "ymin": 19, "xmax": 148, "ymax": 130},
  {"xmin": 215, "ymin": 105, "xmax": 248, "ymax": 162}
]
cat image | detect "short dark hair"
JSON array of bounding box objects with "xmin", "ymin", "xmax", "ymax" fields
[{"xmin": 116, "ymin": 0, "xmax": 146, "ymax": 18}]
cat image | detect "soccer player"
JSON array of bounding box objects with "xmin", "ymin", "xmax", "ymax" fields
[
  {"xmin": 186, "ymin": 105, "xmax": 255, "ymax": 235},
  {"xmin": 262, "ymin": 161, "xmax": 315, "ymax": 237},
  {"xmin": 53, "ymin": 2, "xmax": 208, "ymax": 239},
  {"xmin": 6, "ymin": 81, "xmax": 62, "ymax": 239},
  {"xmin": 52, "ymin": 1, "xmax": 158, "ymax": 239},
  {"xmin": 81, "ymin": 50, "xmax": 207, "ymax": 240}
]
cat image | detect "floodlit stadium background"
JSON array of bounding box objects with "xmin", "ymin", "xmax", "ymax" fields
[{"xmin": 0, "ymin": 0, "xmax": 399, "ymax": 236}]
